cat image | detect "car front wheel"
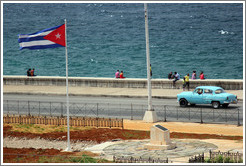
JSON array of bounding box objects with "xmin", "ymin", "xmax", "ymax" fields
[
  {"xmin": 179, "ymin": 99, "xmax": 188, "ymax": 107},
  {"xmin": 212, "ymin": 101, "xmax": 220, "ymax": 109}
]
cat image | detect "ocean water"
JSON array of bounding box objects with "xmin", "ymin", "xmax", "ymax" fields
[{"xmin": 3, "ymin": 3, "xmax": 244, "ymax": 79}]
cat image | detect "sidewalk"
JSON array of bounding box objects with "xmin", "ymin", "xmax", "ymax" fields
[
  {"xmin": 124, "ymin": 120, "xmax": 243, "ymax": 136},
  {"xmin": 3, "ymin": 85, "xmax": 244, "ymax": 100}
]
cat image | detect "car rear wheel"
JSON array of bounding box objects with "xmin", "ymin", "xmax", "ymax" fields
[
  {"xmin": 179, "ymin": 99, "xmax": 188, "ymax": 107},
  {"xmin": 212, "ymin": 101, "xmax": 220, "ymax": 109}
]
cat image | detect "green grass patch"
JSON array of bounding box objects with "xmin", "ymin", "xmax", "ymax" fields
[
  {"xmin": 37, "ymin": 155, "xmax": 111, "ymax": 163},
  {"xmin": 122, "ymin": 131, "xmax": 149, "ymax": 139}
]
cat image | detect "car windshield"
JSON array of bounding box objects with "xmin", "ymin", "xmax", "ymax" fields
[{"xmin": 215, "ymin": 89, "xmax": 225, "ymax": 94}]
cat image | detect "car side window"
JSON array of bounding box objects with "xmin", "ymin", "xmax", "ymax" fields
[
  {"xmin": 204, "ymin": 89, "xmax": 213, "ymax": 94},
  {"xmin": 195, "ymin": 88, "xmax": 203, "ymax": 94},
  {"xmin": 215, "ymin": 89, "xmax": 225, "ymax": 94}
]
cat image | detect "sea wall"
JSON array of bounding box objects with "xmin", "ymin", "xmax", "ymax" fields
[{"xmin": 3, "ymin": 75, "xmax": 243, "ymax": 90}]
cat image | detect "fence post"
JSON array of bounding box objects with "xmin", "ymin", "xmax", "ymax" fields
[
  {"xmin": 200, "ymin": 108, "xmax": 203, "ymax": 124},
  {"xmin": 188, "ymin": 107, "xmax": 190, "ymax": 120},
  {"xmin": 213, "ymin": 108, "xmax": 215, "ymax": 122},
  {"xmin": 176, "ymin": 107, "xmax": 178, "ymax": 120},
  {"xmin": 164, "ymin": 105, "xmax": 167, "ymax": 122},
  {"xmin": 18, "ymin": 100, "xmax": 20, "ymax": 115},
  {"xmin": 61, "ymin": 102, "xmax": 63, "ymax": 117},
  {"xmin": 50, "ymin": 102, "xmax": 52, "ymax": 117},
  {"xmin": 108, "ymin": 103, "xmax": 109, "ymax": 117},
  {"xmin": 237, "ymin": 108, "xmax": 240, "ymax": 126},
  {"xmin": 28, "ymin": 101, "xmax": 30, "ymax": 116},
  {"xmin": 131, "ymin": 103, "xmax": 133, "ymax": 120},
  {"xmin": 39, "ymin": 101, "xmax": 41, "ymax": 116},
  {"xmin": 7, "ymin": 100, "xmax": 9, "ymax": 114},
  {"xmin": 97, "ymin": 103, "xmax": 99, "ymax": 117},
  {"xmin": 225, "ymin": 109, "xmax": 227, "ymax": 123}
]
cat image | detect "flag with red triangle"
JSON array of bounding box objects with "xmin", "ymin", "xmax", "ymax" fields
[{"xmin": 18, "ymin": 24, "xmax": 66, "ymax": 50}]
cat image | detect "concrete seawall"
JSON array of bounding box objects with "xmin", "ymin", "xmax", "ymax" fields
[{"xmin": 3, "ymin": 75, "xmax": 243, "ymax": 90}]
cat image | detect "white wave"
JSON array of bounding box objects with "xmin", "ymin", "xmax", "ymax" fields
[{"xmin": 219, "ymin": 30, "xmax": 229, "ymax": 35}]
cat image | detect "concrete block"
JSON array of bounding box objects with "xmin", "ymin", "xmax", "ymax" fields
[{"xmin": 143, "ymin": 110, "xmax": 158, "ymax": 123}]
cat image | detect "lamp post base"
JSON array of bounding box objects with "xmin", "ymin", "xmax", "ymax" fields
[{"xmin": 143, "ymin": 110, "xmax": 157, "ymax": 123}]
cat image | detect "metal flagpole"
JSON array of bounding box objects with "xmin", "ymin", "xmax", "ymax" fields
[
  {"xmin": 143, "ymin": 3, "xmax": 157, "ymax": 122},
  {"xmin": 64, "ymin": 19, "xmax": 71, "ymax": 151},
  {"xmin": 144, "ymin": 3, "xmax": 152, "ymax": 111}
]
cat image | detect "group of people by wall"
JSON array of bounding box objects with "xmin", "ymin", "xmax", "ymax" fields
[
  {"xmin": 168, "ymin": 71, "xmax": 205, "ymax": 91},
  {"xmin": 27, "ymin": 68, "xmax": 36, "ymax": 76},
  {"xmin": 115, "ymin": 70, "xmax": 126, "ymax": 79}
]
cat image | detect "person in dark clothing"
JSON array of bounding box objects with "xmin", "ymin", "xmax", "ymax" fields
[
  {"xmin": 168, "ymin": 72, "xmax": 173, "ymax": 79},
  {"xmin": 27, "ymin": 69, "xmax": 31, "ymax": 76}
]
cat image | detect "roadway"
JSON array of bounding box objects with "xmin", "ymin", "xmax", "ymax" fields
[{"xmin": 3, "ymin": 94, "xmax": 243, "ymax": 125}]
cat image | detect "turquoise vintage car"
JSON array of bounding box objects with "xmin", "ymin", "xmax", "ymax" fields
[{"xmin": 177, "ymin": 86, "xmax": 237, "ymax": 109}]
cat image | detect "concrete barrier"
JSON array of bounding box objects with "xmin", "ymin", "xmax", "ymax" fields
[{"xmin": 3, "ymin": 75, "xmax": 243, "ymax": 90}]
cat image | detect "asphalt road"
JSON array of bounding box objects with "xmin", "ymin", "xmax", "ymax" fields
[{"xmin": 3, "ymin": 94, "xmax": 243, "ymax": 125}]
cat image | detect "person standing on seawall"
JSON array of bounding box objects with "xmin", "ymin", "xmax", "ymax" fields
[
  {"xmin": 200, "ymin": 71, "xmax": 205, "ymax": 80},
  {"xmin": 191, "ymin": 71, "xmax": 196, "ymax": 79},
  {"xmin": 120, "ymin": 71, "xmax": 125, "ymax": 78},
  {"xmin": 183, "ymin": 73, "xmax": 190, "ymax": 91},
  {"xmin": 150, "ymin": 64, "xmax": 152, "ymax": 77},
  {"xmin": 115, "ymin": 70, "xmax": 120, "ymax": 78}
]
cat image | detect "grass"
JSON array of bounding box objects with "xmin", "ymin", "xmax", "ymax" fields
[
  {"xmin": 122, "ymin": 130, "xmax": 149, "ymax": 139},
  {"xmin": 204, "ymin": 156, "xmax": 243, "ymax": 163},
  {"xmin": 37, "ymin": 155, "xmax": 111, "ymax": 163},
  {"xmin": 5, "ymin": 124, "xmax": 92, "ymax": 134}
]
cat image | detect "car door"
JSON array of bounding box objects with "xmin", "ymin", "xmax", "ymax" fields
[
  {"xmin": 202, "ymin": 89, "xmax": 213, "ymax": 104},
  {"xmin": 190, "ymin": 88, "xmax": 204, "ymax": 104}
]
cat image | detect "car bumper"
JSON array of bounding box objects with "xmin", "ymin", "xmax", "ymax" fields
[{"xmin": 224, "ymin": 100, "xmax": 237, "ymax": 104}]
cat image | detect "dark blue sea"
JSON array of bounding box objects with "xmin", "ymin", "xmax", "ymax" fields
[{"xmin": 3, "ymin": 3, "xmax": 244, "ymax": 79}]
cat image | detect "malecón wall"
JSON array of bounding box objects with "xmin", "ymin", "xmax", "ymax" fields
[{"xmin": 3, "ymin": 76, "xmax": 243, "ymax": 90}]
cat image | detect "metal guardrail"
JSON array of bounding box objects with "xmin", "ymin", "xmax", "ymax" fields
[{"xmin": 3, "ymin": 100, "xmax": 243, "ymax": 125}]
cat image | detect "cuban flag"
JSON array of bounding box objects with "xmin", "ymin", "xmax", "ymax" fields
[{"xmin": 18, "ymin": 24, "xmax": 66, "ymax": 50}]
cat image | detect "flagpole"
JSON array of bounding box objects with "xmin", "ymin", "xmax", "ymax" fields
[
  {"xmin": 144, "ymin": 3, "xmax": 152, "ymax": 111},
  {"xmin": 143, "ymin": 3, "xmax": 157, "ymax": 123},
  {"xmin": 64, "ymin": 19, "xmax": 71, "ymax": 151}
]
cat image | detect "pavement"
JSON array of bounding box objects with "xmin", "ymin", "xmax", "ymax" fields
[{"xmin": 3, "ymin": 85, "xmax": 244, "ymax": 100}]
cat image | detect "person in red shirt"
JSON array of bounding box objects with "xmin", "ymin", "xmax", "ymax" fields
[
  {"xmin": 30, "ymin": 68, "xmax": 36, "ymax": 76},
  {"xmin": 199, "ymin": 71, "xmax": 205, "ymax": 79},
  {"xmin": 120, "ymin": 71, "xmax": 125, "ymax": 78}
]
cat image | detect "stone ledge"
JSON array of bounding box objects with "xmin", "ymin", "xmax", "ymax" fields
[{"xmin": 3, "ymin": 75, "xmax": 243, "ymax": 90}]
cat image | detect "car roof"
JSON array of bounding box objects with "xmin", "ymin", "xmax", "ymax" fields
[{"xmin": 195, "ymin": 86, "xmax": 223, "ymax": 90}]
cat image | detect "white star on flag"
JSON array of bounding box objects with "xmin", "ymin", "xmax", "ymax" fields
[{"xmin": 55, "ymin": 33, "xmax": 61, "ymax": 39}]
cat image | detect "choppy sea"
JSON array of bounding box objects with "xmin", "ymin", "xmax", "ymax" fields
[{"xmin": 3, "ymin": 3, "xmax": 244, "ymax": 79}]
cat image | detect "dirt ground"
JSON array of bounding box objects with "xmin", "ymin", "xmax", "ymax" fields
[{"xmin": 3, "ymin": 123, "xmax": 243, "ymax": 163}]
